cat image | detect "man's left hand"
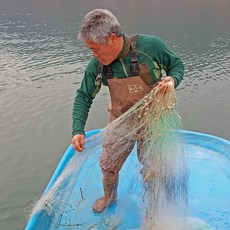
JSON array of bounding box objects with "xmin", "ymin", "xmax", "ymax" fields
[
  {"xmin": 160, "ymin": 76, "xmax": 175, "ymax": 87},
  {"xmin": 157, "ymin": 76, "xmax": 175, "ymax": 94}
]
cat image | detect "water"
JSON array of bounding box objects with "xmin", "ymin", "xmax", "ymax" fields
[{"xmin": 0, "ymin": 0, "xmax": 229, "ymax": 229}]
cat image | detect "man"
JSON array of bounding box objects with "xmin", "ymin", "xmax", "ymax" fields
[{"xmin": 72, "ymin": 9, "xmax": 184, "ymax": 213}]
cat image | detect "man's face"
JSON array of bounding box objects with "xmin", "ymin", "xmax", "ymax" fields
[{"xmin": 85, "ymin": 38, "xmax": 118, "ymax": 65}]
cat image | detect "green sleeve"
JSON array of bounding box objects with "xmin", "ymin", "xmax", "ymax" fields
[
  {"xmin": 153, "ymin": 37, "xmax": 184, "ymax": 87},
  {"xmin": 72, "ymin": 59, "xmax": 100, "ymax": 136}
]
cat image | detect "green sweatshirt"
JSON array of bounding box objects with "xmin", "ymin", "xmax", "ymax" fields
[{"xmin": 72, "ymin": 34, "xmax": 184, "ymax": 136}]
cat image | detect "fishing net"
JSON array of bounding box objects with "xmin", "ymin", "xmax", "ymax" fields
[{"xmin": 26, "ymin": 81, "xmax": 189, "ymax": 230}]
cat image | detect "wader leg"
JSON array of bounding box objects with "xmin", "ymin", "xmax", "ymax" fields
[
  {"xmin": 93, "ymin": 137, "xmax": 135, "ymax": 213},
  {"xmin": 93, "ymin": 171, "xmax": 118, "ymax": 213},
  {"xmin": 137, "ymin": 139, "xmax": 156, "ymax": 181}
]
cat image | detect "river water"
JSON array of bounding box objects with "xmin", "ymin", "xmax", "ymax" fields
[{"xmin": 0, "ymin": 0, "xmax": 229, "ymax": 229}]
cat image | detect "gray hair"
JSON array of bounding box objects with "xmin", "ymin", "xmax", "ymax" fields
[{"xmin": 78, "ymin": 9, "xmax": 122, "ymax": 44}]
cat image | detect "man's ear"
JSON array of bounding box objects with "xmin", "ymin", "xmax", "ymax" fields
[{"xmin": 107, "ymin": 33, "xmax": 117, "ymax": 44}]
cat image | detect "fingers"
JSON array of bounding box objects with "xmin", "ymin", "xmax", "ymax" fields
[
  {"xmin": 74, "ymin": 142, "xmax": 84, "ymax": 152},
  {"xmin": 157, "ymin": 76, "xmax": 175, "ymax": 94},
  {"xmin": 72, "ymin": 134, "xmax": 85, "ymax": 152},
  {"xmin": 162, "ymin": 76, "xmax": 175, "ymax": 87}
]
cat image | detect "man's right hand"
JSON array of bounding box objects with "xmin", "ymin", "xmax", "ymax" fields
[{"xmin": 72, "ymin": 134, "xmax": 85, "ymax": 152}]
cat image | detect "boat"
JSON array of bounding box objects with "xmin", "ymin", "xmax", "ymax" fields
[{"xmin": 25, "ymin": 129, "xmax": 230, "ymax": 230}]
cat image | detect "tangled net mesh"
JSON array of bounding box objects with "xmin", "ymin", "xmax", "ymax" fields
[
  {"xmin": 103, "ymin": 81, "xmax": 188, "ymax": 230},
  {"xmin": 27, "ymin": 81, "xmax": 190, "ymax": 230}
]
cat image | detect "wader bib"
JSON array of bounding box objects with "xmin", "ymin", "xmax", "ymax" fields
[
  {"xmin": 107, "ymin": 76, "xmax": 153, "ymax": 121},
  {"xmin": 93, "ymin": 35, "xmax": 157, "ymax": 212}
]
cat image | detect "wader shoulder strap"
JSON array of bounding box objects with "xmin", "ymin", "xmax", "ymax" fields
[
  {"xmin": 130, "ymin": 34, "xmax": 140, "ymax": 76},
  {"xmin": 103, "ymin": 65, "xmax": 113, "ymax": 79},
  {"xmin": 95, "ymin": 62, "xmax": 113, "ymax": 86},
  {"xmin": 95, "ymin": 62, "xmax": 103, "ymax": 86}
]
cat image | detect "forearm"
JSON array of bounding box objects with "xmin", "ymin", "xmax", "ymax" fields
[
  {"xmin": 166, "ymin": 58, "xmax": 184, "ymax": 88},
  {"xmin": 154, "ymin": 36, "xmax": 184, "ymax": 88},
  {"xmin": 72, "ymin": 90, "xmax": 93, "ymax": 136}
]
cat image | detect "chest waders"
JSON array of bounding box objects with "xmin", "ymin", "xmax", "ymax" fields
[{"xmin": 93, "ymin": 35, "xmax": 156, "ymax": 213}]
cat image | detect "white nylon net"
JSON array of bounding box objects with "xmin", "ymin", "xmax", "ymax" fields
[{"xmin": 26, "ymin": 82, "xmax": 193, "ymax": 230}]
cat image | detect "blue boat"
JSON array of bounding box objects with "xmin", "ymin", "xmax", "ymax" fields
[{"xmin": 25, "ymin": 129, "xmax": 230, "ymax": 230}]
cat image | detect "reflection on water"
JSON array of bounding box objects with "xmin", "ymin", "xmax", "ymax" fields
[
  {"xmin": 0, "ymin": 16, "xmax": 88, "ymax": 89},
  {"xmin": 0, "ymin": 0, "xmax": 229, "ymax": 229}
]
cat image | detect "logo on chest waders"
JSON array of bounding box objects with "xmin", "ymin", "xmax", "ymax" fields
[{"xmin": 128, "ymin": 84, "xmax": 144, "ymax": 93}]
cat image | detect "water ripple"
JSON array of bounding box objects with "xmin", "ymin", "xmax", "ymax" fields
[{"xmin": 0, "ymin": 15, "xmax": 90, "ymax": 91}]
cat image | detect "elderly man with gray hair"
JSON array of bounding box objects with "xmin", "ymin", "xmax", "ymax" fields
[{"xmin": 72, "ymin": 8, "xmax": 184, "ymax": 213}]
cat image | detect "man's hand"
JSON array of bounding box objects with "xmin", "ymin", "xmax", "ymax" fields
[
  {"xmin": 159, "ymin": 76, "xmax": 175, "ymax": 87},
  {"xmin": 157, "ymin": 76, "xmax": 175, "ymax": 94},
  {"xmin": 72, "ymin": 134, "xmax": 85, "ymax": 152}
]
